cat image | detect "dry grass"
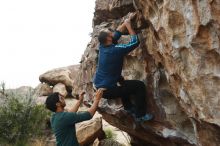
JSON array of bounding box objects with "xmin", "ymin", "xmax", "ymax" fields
[{"xmin": 28, "ymin": 139, "xmax": 55, "ymax": 146}]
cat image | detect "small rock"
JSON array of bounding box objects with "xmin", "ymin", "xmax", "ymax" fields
[
  {"xmin": 53, "ymin": 83, "xmax": 68, "ymax": 97},
  {"xmin": 35, "ymin": 83, "xmax": 52, "ymax": 97}
]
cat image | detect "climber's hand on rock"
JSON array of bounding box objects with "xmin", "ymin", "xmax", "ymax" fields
[
  {"xmin": 124, "ymin": 18, "xmax": 131, "ymax": 26},
  {"xmin": 128, "ymin": 12, "xmax": 136, "ymax": 20},
  {"xmin": 94, "ymin": 89, "xmax": 104, "ymax": 101},
  {"xmin": 124, "ymin": 12, "xmax": 136, "ymax": 23},
  {"xmin": 79, "ymin": 92, "xmax": 85, "ymax": 101}
]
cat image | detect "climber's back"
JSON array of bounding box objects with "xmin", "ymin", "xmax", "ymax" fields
[
  {"xmin": 94, "ymin": 43, "xmax": 124, "ymax": 89},
  {"xmin": 93, "ymin": 30, "xmax": 139, "ymax": 89}
]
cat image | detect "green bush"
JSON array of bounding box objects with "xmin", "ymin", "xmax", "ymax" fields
[
  {"xmin": 104, "ymin": 128, "xmax": 117, "ymax": 140},
  {"xmin": 0, "ymin": 92, "xmax": 51, "ymax": 146}
]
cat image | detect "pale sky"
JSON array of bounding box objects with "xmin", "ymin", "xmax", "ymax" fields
[{"xmin": 0, "ymin": 0, "xmax": 95, "ymax": 88}]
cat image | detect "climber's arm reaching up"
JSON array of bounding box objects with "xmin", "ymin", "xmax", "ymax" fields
[
  {"xmin": 87, "ymin": 89, "xmax": 103, "ymax": 116},
  {"xmin": 112, "ymin": 13, "xmax": 136, "ymax": 43},
  {"xmin": 124, "ymin": 13, "xmax": 136, "ymax": 35},
  {"xmin": 65, "ymin": 90, "xmax": 103, "ymax": 124},
  {"xmin": 112, "ymin": 24, "xmax": 125, "ymax": 43},
  {"xmin": 116, "ymin": 12, "xmax": 136, "ymax": 34},
  {"xmin": 68, "ymin": 92, "xmax": 85, "ymax": 112},
  {"xmin": 114, "ymin": 16, "xmax": 139, "ymax": 55}
]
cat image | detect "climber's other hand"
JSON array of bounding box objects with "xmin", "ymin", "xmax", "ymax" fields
[{"xmin": 94, "ymin": 89, "xmax": 104, "ymax": 101}]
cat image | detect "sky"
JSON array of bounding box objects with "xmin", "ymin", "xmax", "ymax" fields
[{"xmin": 0, "ymin": 0, "xmax": 95, "ymax": 88}]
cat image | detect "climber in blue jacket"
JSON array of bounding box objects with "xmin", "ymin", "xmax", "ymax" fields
[{"xmin": 93, "ymin": 13, "xmax": 153, "ymax": 122}]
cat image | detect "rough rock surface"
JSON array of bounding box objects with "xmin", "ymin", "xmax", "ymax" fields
[
  {"xmin": 76, "ymin": 116, "xmax": 105, "ymax": 145},
  {"xmin": 74, "ymin": 0, "xmax": 220, "ymax": 146},
  {"xmin": 34, "ymin": 83, "xmax": 52, "ymax": 97},
  {"xmin": 53, "ymin": 83, "xmax": 68, "ymax": 97}
]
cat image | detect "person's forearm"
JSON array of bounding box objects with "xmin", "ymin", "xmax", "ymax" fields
[
  {"xmin": 125, "ymin": 24, "xmax": 136, "ymax": 35},
  {"xmin": 87, "ymin": 99, "xmax": 99, "ymax": 117},
  {"xmin": 68, "ymin": 99, "xmax": 82, "ymax": 112}
]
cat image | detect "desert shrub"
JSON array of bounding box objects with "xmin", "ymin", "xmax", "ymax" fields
[
  {"xmin": 0, "ymin": 92, "xmax": 51, "ymax": 146},
  {"xmin": 104, "ymin": 129, "xmax": 117, "ymax": 140}
]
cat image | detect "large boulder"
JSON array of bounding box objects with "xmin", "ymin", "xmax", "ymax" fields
[
  {"xmin": 75, "ymin": 0, "xmax": 220, "ymax": 146},
  {"xmin": 76, "ymin": 116, "xmax": 105, "ymax": 145},
  {"xmin": 39, "ymin": 65, "xmax": 79, "ymax": 89}
]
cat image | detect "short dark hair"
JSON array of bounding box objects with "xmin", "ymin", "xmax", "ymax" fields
[
  {"xmin": 45, "ymin": 92, "xmax": 59, "ymax": 112},
  {"xmin": 98, "ymin": 31, "xmax": 109, "ymax": 44}
]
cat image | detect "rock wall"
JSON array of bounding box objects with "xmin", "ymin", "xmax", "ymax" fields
[{"xmin": 74, "ymin": 0, "xmax": 220, "ymax": 146}]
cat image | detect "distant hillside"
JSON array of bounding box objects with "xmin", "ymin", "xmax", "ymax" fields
[{"xmin": 6, "ymin": 86, "xmax": 35, "ymax": 97}]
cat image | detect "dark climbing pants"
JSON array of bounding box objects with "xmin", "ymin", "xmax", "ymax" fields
[{"xmin": 102, "ymin": 80, "xmax": 147, "ymax": 118}]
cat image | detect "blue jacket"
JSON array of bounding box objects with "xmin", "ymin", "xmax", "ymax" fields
[{"xmin": 93, "ymin": 31, "xmax": 140, "ymax": 89}]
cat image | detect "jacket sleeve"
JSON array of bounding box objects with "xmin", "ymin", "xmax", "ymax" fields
[
  {"xmin": 64, "ymin": 112, "xmax": 92, "ymax": 125},
  {"xmin": 112, "ymin": 31, "xmax": 122, "ymax": 43},
  {"xmin": 114, "ymin": 35, "xmax": 140, "ymax": 55}
]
